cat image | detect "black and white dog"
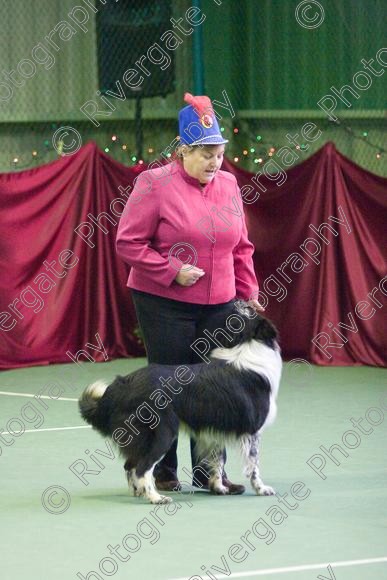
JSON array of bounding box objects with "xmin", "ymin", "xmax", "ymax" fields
[{"xmin": 79, "ymin": 307, "xmax": 282, "ymax": 504}]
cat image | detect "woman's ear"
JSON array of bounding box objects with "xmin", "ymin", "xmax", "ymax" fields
[{"xmin": 178, "ymin": 144, "xmax": 192, "ymax": 158}]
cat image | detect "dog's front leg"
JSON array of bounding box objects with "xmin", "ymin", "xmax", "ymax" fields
[
  {"xmin": 206, "ymin": 447, "xmax": 228, "ymax": 495},
  {"xmin": 126, "ymin": 468, "xmax": 138, "ymax": 496},
  {"xmin": 244, "ymin": 433, "xmax": 275, "ymax": 496}
]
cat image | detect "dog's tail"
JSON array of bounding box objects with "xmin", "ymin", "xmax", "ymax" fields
[{"xmin": 79, "ymin": 380, "xmax": 109, "ymax": 429}]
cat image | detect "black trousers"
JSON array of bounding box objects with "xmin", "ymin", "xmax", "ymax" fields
[{"xmin": 131, "ymin": 289, "xmax": 236, "ymax": 482}]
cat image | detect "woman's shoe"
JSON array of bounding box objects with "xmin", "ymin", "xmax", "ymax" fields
[
  {"xmin": 221, "ymin": 477, "xmax": 245, "ymax": 495},
  {"xmin": 155, "ymin": 480, "xmax": 182, "ymax": 492},
  {"xmin": 192, "ymin": 476, "xmax": 245, "ymax": 495}
]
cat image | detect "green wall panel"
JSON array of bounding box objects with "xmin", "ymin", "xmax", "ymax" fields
[{"xmin": 203, "ymin": 0, "xmax": 387, "ymax": 111}]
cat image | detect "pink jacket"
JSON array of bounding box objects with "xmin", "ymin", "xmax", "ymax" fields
[{"xmin": 116, "ymin": 161, "xmax": 259, "ymax": 305}]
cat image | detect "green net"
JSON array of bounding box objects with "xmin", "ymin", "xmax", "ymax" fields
[{"xmin": 0, "ymin": 0, "xmax": 385, "ymax": 175}]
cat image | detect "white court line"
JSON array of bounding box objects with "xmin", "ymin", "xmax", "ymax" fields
[
  {"xmin": 0, "ymin": 390, "xmax": 78, "ymax": 401},
  {"xmin": 169, "ymin": 556, "xmax": 387, "ymax": 580},
  {"xmin": 2, "ymin": 425, "xmax": 91, "ymax": 435}
]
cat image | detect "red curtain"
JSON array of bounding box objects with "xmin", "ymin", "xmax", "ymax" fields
[
  {"xmin": 223, "ymin": 142, "xmax": 387, "ymax": 366},
  {"xmin": 0, "ymin": 142, "xmax": 386, "ymax": 369}
]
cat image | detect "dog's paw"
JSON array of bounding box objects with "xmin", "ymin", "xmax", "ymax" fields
[
  {"xmin": 149, "ymin": 494, "xmax": 173, "ymax": 504},
  {"xmin": 255, "ymin": 485, "xmax": 276, "ymax": 496},
  {"xmin": 209, "ymin": 484, "xmax": 229, "ymax": 495}
]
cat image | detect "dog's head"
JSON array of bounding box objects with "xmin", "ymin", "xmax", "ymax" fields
[
  {"xmin": 218, "ymin": 302, "xmax": 279, "ymax": 350},
  {"xmin": 249, "ymin": 314, "xmax": 278, "ymax": 349}
]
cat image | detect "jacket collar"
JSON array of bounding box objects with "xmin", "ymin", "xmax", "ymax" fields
[{"xmin": 174, "ymin": 160, "xmax": 211, "ymax": 192}]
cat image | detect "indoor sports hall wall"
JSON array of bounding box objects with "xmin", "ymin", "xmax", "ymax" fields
[{"xmin": 0, "ymin": 0, "xmax": 385, "ymax": 175}]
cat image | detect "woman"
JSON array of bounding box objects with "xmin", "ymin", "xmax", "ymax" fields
[{"xmin": 116, "ymin": 93, "xmax": 264, "ymax": 494}]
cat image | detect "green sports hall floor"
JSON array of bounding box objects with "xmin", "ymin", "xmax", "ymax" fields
[{"xmin": 0, "ymin": 359, "xmax": 386, "ymax": 580}]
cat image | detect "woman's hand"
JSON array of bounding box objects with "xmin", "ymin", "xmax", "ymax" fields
[
  {"xmin": 175, "ymin": 265, "xmax": 205, "ymax": 286},
  {"xmin": 247, "ymin": 299, "xmax": 266, "ymax": 313}
]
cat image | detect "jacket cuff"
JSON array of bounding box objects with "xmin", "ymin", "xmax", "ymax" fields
[
  {"xmin": 236, "ymin": 285, "xmax": 259, "ymax": 302},
  {"xmin": 157, "ymin": 262, "xmax": 180, "ymax": 288}
]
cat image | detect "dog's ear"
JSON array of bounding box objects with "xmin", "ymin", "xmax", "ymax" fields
[{"xmin": 253, "ymin": 315, "xmax": 278, "ymax": 348}]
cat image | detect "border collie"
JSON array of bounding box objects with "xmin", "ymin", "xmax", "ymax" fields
[{"xmin": 79, "ymin": 307, "xmax": 282, "ymax": 504}]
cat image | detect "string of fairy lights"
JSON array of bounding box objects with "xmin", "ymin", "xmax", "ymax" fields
[{"xmin": 7, "ymin": 121, "xmax": 385, "ymax": 170}]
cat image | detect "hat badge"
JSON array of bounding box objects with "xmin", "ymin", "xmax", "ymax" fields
[{"xmin": 201, "ymin": 113, "xmax": 213, "ymax": 129}]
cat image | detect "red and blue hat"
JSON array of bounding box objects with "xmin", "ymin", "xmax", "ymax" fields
[{"xmin": 178, "ymin": 93, "xmax": 229, "ymax": 146}]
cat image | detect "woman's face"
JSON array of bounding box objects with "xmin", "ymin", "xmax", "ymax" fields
[{"xmin": 182, "ymin": 144, "xmax": 225, "ymax": 184}]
